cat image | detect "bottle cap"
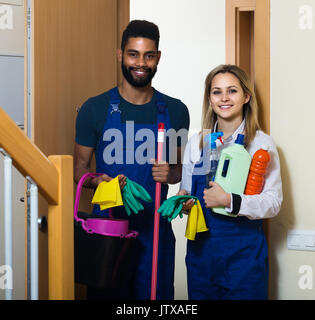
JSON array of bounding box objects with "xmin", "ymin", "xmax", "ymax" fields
[{"xmin": 235, "ymin": 134, "xmax": 245, "ymax": 145}]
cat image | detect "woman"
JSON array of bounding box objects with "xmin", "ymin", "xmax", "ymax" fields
[{"xmin": 179, "ymin": 64, "xmax": 283, "ymax": 300}]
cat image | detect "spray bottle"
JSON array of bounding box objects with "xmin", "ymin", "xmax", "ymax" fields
[
  {"xmin": 205, "ymin": 132, "xmax": 224, "ymax": 188},
  {"xmin": 213, "ymin": 134, "xmax": 251, "ymax": 217}
]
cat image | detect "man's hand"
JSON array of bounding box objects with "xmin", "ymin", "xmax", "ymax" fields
[
  {"xmin": 151, "ymin": 159, "xmax": 169, "ymax": 183},
  {"xmin": 91, "ymin": 174, "xmax": 127, "ymax": 190},
  {"xmin": 150, "ymin": 147, "xmax": 183, "ymax": 185}
]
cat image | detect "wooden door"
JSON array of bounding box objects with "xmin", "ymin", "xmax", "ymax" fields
[
  {"xmin": 25, "ymin": 0, "xmax": 129, "ymax": 299},
  {"xmin": 226, "ymin": 0, "xmax": 270, "ymax": 134}
]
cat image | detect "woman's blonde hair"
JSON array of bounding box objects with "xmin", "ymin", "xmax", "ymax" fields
[{"xmin": 200, "ymin": 64, "xmax": 260, "ymax": 149}]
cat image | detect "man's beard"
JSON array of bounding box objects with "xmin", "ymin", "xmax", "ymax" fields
[{"xmin": 121, "ymin": 59, "xmax": 157, "ymax": 88}]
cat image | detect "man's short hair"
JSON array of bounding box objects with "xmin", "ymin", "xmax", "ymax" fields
[{"xmin": 121, "ymin": 20, "xmax": 160, "ymax": 51}]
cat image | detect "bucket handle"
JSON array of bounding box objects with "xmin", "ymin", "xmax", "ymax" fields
[
  {"xmin": 74, "ymin": 173, "xmax": 103, "ymax": 232},
  {"xmin": 74, "ymin": 173, "xmax": 139, "ymax": 238}
]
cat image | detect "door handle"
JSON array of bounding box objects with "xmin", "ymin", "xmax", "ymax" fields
[{"xmin": 38, "ymin": 216, "xmax": 47, "ymax": 232}]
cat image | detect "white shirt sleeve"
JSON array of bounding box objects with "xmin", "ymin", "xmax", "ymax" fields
[
  {"xmin": 180, "ymin": 133, "xmax": 201, "ymax": 194},
  {"xmin": 237, "ymin": 132, "xmax": 283, "ymax": 220}
]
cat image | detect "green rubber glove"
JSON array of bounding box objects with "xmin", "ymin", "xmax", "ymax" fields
[
  {"xmin": 127, "ymin": 179, "xmax": 152, "ymax": 203},
  {"xmin": 122, "ymin": 182, "xmax": 143, "ymax": 214},
  {"xmin": 122, "ymin": 178, "xmax": 152, "ymax": 215},
  {"xmin": 158, "ymin": 195, "xmax": 198, "ymax": 222},
  {"xmin": 168, "ymin": 202, "xmax": 184, "ymax": 222},
  {"xmin": 158, "ymin": 196, "xmax": 178, "ymax": 218},
  {"xmin": 167, "ymin": 197, "xmax": 192, "ymax": 221},
  {"xmin": 123, "ymin": 199, "xmax": 133, "ymax": 217}
]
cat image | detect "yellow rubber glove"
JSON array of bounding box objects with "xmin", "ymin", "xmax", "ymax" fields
[
  {"xmin": 185, "ymin": 200, "xmax": 208, "ymax": 240},
  {"xmin": 91, "ymin": 176, "xmax": 123, "ymax": 210}
]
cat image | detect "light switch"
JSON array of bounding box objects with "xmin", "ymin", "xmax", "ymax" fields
[
  {"xmin": 304, "ymin": 234, "xmax": 315, "ymax": 247},
  {"xmin": 287, "ymin": 230, "xmax": 315, "ymax": 251}
]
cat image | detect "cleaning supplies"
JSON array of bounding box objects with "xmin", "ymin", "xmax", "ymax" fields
[
  {"xmin": 205, "ymin": 132, "xmax": 224, "ymax": 188},
  {"xmin": 158, "ymin": 195, "xmax": 208, "ymax": 240},
  {"xmin": 185, "ymin": 200, "xmax": 208, "ymax": 240},
  {"xmin": 92, "ymin": 176, "xmax": 152, "ymax": 216},
  {"xmin": 158, "ymin": 195, "xmax": 198, "ymax": 222},
  {"xmin": 74, "ymin": 172, "xmax": 139, "ymax": 289},
  {"xmin": 92, "ymin": 176, "xmax": 124, "ymax": 210},
  {"xmin": 213, "ymin": 134, "xmax": 251, "ymax": 217},
  {"xmin": 122, "ymin": 178, "xmax": 152, "ymax": 215},
  {"xmin": 245, "ymin": 147, "xmax": 270, "ymax": 195},
  {"xmin": 151, "ymin": 122, "xmax": 166, "ymax": 300}
]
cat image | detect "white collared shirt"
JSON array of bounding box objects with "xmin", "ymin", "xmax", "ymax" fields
[{"xmin": 180, "ymin": 121, "xmax": 283, "ymax": 220}]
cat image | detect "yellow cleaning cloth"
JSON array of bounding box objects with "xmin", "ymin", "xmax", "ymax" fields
[
  {"xmin": 185, "ymin": 200, "xmax": 208, "ymax": 240},
  {"xmin": 91, "ymin": 176, "xmax": 123, "ymax": 210}
]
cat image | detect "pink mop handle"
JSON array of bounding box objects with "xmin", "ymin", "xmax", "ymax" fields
[{"xmin": 151, "ymin": 122, "xmax": 165, "ymax": 300}]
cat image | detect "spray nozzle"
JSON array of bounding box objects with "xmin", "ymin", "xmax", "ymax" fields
[{"xmin": 205, "ymin": 132, "xmax": 224, "ymax": 149}]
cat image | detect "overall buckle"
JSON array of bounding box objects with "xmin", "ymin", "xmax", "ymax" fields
[{"xmin": 110, "ymin": 103, "xmax": 122, "ymax": 115}]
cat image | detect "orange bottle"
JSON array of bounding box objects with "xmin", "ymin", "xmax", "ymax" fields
[{"xmin": 245, "ymin": 146, "xmax": 270, "ymax": 195}]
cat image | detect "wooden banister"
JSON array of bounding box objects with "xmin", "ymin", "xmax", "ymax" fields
[
  {"xmin": 48, "ymin": 156, "xmax": 74, "ymax": 300},
  {"xmin": 0, "ymin": 107, "xmax": 59, "ymax": 205},
  {"xmin": 0, "ymin": 107, "xmax": 74, "ymax": 300}
]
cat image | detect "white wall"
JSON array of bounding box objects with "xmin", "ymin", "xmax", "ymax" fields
[
  {"xmin": 269, "ymin": 0, "xmax": 315, "ymax": 299},
  {"xmin": 130, "ymin": 0, "xmax": 225, "ymax": 299},
  {"xmin": 0, "ymin": 0, "xmax": 25, "ymax": 300},
  {"xmin": 0, "ymin": 1, "xmax": 24, "ymax": 55}
]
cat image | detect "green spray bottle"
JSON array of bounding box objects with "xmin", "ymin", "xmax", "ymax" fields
[{"xmin": 212, "ymin": 134, "xmax": 251, "ymax": 217}]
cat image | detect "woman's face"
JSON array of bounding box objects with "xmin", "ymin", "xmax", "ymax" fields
[{"xmin": 209, "ymin": 72, "xmax": 250, "ymax": 123}]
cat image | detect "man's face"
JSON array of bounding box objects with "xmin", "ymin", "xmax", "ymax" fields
[{"xmin": 119, "ymin": 37, "xmax": 161, "ymax": 88}]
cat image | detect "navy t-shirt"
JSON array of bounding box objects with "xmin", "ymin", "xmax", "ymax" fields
[{"xmin": 75, "ymin": 88, "xmax": 190, "ymax": 157}]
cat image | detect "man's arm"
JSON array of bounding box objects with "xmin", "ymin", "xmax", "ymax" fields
[{"xmin": 74, "ymin": 143, "xmax": 112, "ymax": 189}]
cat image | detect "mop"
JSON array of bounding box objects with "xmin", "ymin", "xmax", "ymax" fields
[{"xmin": 151, "ymin": 123, "xmax": 165, "ymax": 300}]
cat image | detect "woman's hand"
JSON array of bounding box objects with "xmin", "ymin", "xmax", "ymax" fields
[
  {"xmin": 177, "ymin": 189, "xmax": 195, "ymax": 213},
  {"xmin": 203, "ymin": 182, "xmax": 231, "ymax": 208}
]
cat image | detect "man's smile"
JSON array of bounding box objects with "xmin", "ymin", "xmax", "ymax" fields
[{"xmin": 130, "ymin": 68, "xmax": 150, "ymax": 78}]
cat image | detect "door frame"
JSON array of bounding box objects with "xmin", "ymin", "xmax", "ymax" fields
[{"xmin": 226, "ymin": 0, "xmax": 270, "ymax": 134}]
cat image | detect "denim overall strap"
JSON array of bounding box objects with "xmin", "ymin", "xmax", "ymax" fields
[{"xmin": 94, "ymin": 87, "xmax": 175, "ymax": 300}]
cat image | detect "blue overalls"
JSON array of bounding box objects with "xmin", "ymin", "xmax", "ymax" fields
[
  {"xmin": 93, "ymin": 87, "xmax": 175, "ymax": 300},
  {"xmin": 186, "ymin": 151, "xmax": 269, "ymax": 300}
]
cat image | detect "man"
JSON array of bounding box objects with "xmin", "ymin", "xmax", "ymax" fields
[{"xmin": 74, "ymin": 20, "xmax": 189, "ymax": 300}]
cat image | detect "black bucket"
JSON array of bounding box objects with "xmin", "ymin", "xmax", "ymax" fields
[
  {"xmin": 74, "ymin": 215, "xmax": 138, "ymax": 289},
  {"xmin": 73, "ymin": 173, "xmax": 139, "ymax": 290}
]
